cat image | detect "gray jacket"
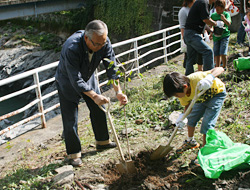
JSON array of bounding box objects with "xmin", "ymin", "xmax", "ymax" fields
[{"xmin": 55, "ymin": 30, "xmax": 118, "ymax": 103}]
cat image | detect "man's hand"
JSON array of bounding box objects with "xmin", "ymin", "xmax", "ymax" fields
[
  {"xmin": 198, "ymin": 74, "xmax": 214, "ymax": 91},
  {"xmin": 116, "ymin": 93, "xmax": 128, "ymax": 105},
  {"xmin": 92, "ymin": 94, "xmax": 109, "ymax": 106}
]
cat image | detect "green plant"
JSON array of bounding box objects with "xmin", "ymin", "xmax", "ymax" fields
[
  {"xmin": 94, "ymin": 0, "xmax": 152, "ymax": 37},
  {"xmin": 4, "ymin": 142, "xmax": 13, "ymax": 150}
]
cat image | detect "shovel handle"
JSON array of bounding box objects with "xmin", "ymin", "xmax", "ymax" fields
[
  {"xmin": 99, "ymin": 103, "xmax": 126, "ymax": 161},
  {"xmin": 166, "ymin": 125, "xmax": 179, "ymax": 145}
]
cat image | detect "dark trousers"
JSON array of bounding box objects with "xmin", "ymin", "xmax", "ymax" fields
[
  {"xmin": 57, "ymin": 83, "xmax": 109, "ymax": 156},
  {"xmin": 184, "ymin": 29, "xmax": 214, "ymax": 76},
  {"xmin": 183, "ymin": 52, "xmax": 203, "ymax": 68},
  {"xmin": 237, "ymin": 13, "xmax": 246, "ymax": 44}
]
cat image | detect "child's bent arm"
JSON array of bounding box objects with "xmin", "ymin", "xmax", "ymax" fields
[
  {"xmin": 221, "ymin": 14, "xmax": 231, "ymax": 26},
  {"xmin": 210, "ymin": 67, "xmax": 225, "ymax": 77}
]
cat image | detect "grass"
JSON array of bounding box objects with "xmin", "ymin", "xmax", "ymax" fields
[
  {"xmin": 111, "ymin": 74, "xmax": 183, "ymax": 132},
  {"xmin": 1, "ymin": 164, "xmax": 59, "ymax": 189}
]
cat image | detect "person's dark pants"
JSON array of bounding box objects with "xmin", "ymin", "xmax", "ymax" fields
[
  {"xmin": 183, "ymin": 53, "xmax": 187, "ymax": 68},
  {"xmin": 184, "ymin": 29, "xmax": 214, "ymax": 75},
  {"xmin": 57, "ymin": 83, "xmax": 109, "ymax": 156},
  {"xmin": 183, "ymin": 53, "xmax": 202, "ymax": 68},
  {"xmin": 196, "ymin": 53, "xmax": 203, "ymax": 65},
  {"xmin": 237, "ymin": 13, "xmax": 246, "ymax": 44}
]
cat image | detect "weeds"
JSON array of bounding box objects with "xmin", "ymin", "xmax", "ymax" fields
[{"xmin": 0, "ymin": 164, "xmax": 59, "ymax": 189}]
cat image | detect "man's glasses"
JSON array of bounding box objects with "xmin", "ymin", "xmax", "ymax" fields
[{"xmin": 90, "ymin": 39, "xmax": 107, "ymax": 47}]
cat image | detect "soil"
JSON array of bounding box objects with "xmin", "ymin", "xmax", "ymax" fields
[{"xmin": 1, "ymin": 51, "xmax": 250, "ymax": 190}]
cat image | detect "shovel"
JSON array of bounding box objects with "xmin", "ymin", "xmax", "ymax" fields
[
  {"xmin": 150, "ymin": 85, "xmax": 206, "ymax": 160},
  {"xmin": 99, "ymin": 101, "xmax": 136, "ymax": 174}
]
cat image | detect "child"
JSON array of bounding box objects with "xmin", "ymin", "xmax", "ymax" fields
[
  {"xmin": 210, "ymin": 0, "xmax": 231, "ymax": 69},
  {"xmin": 163, "ymin": 67, "xmax": 226, "ymax": 153},
  {"xmin": 243, "ymin": 8, "xmax": 250, "ymax": 56}
]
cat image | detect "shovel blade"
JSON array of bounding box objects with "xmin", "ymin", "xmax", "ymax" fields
[
  {"xmin": 150, "ymin": 145, "xmax": 173, "ymax": 160},
  {"xmin": 116, "ymin": 160, "xmax": 136, "ymax": 174}
]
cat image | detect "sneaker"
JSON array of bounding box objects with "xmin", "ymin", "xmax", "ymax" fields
[
  {"xmin": 96, "ymin": 142, "xmax": 117, "ymax": 151},
  {"xmin": 69, "ymin": 158, "xmax": 83, "ymax": 167},
  {"xmin": 176, "ymin": 139, "xmax": 200, "ymax": 155}
]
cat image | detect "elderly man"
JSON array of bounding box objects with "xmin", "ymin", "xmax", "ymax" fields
[
  {"xmin": 184, "ymin": 0, "xmax": 218, "ymax": 75},
  {"xmin": 55, "ymin": 20, "xmax": 128, "ymax": 167}
]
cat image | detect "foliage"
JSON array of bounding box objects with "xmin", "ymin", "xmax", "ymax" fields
[
  {"xmin": 54, "ymin": 0, "xmax": 96, "ymax": 32},
  {"xmin": 93, "ymin": 0, "xmax": 153, "ymax": 37},
  {"xmin": 11, "ymin": 0, "xmax": 153, "ymax": 39},
  {"xmin": 1, "ymin": 23, "xmax": 62, "ymax": 52},
  {"xmin": 1, "ymin": 0, "xmax": 153, "ymax": 51}
]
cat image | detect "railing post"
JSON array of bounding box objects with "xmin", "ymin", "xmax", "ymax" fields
[
  {"xmin": 95, "ymin": 69, "xmax": 100, "ymax": 87},
  {"xmin": 33, "ymin": 72, "xmax": 46, "ymax": 128},
  {"xmin": 163, "ymin": 31, "xmax": 168, "ymax": 63},
  {"xmin": 134, "ymin": 40, "xmax": 140, "ymax": 74}
]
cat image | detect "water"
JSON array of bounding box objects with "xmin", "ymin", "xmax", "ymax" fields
[{"xmin": 0, "ymin": 92, "xmax": 28, "ymax": 123}]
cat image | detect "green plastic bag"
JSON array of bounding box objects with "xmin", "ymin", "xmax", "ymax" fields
[
  {"xmin": 233, "ymin": 57, "xmax": 250, "ymax": 71},
  {"xmin": 198, "ymin": 129, "xmax": 250, "ymax": 179}
]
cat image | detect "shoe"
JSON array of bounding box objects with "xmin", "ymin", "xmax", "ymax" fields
[
  {"xmin": 69, "ymin": 158, "xmax": 83, "ymax": 167},
  {"xmin": 176, "ymin": 139, "xmax": 200, "ymax": 155},
  {"xmin": 96, "ymin": 142, "xmax": 117, "ymax": 151}
]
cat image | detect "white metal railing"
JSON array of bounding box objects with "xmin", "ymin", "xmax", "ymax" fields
[
  {"xmin": 0, "ymin": 25, "xmax": 181, "ymax": 136},
  {"xmin": 173, "ymin": 6, "xmax": 181, "ymax": 22}
]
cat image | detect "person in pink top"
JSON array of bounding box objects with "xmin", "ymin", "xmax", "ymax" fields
[{"xmin": 243, "ymin": 8, "xmax": 250, "ymax": 55}]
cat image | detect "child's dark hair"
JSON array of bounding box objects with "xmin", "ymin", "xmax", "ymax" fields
[
  {"xmin": 163, "ymin": 72, "xmax": 190, "ymax": 98},
  {"xmin": 214, "ymin": 0, "xmax": 226, "ymax": 8},
  {"xmin": 182, "ymin": 0, "xmax": 194, "ymax": 7}
]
